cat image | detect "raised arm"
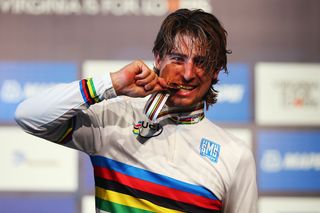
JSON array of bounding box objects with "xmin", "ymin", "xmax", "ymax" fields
[{"xmin": 15, "ymin": 60, "xmax": 166, "ymax": 152}]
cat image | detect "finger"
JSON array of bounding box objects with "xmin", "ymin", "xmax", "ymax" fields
[
  {"xmin": 143, "ymin": 77, "xmax": 167, "ymax": 93},
  {"xmin": 135, "ymin": 63, "xmax": 152, "ymax": 79},
  {"xmin": 144, "ymin": 76, "xmax": 159, "ymax": 91},
  {"xmin": 136, "ymin": 72, "xmax": 157, "ymax": 86},
  {"xmin": 145, "ymin": 84, "xmax": 164, "ymax": 95}
]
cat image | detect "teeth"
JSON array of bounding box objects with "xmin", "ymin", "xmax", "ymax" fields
[
  {"xmin": 168, "ymin": 83, "xmax": 194, "ymax": 90},
  {"xmin": 179, "ymin": 85, "xmax": 193, "ymax": 90},
  {"xmin": 167, "ymin": 83, "xmax": 180, "ymax": 89}
]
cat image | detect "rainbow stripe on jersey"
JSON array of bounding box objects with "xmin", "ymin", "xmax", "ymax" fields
[
  {"xmin": 91, "ymin": 155, "xmax": 222, "ymax": 213},
  {"xmin": 79, "ymin": 78, "xmax": 100, "ymax": 106}
]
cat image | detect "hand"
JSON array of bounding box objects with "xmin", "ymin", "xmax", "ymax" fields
[{"xmin": 110, "ymin": 60, "xmax": 167, "ymax": 97}]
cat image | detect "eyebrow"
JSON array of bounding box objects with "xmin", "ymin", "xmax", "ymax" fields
[{"xmin": 169, "ymin": 52, "xmax": 206, "ymax": 62}]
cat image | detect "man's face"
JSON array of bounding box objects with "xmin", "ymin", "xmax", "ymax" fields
[{"xmin": 155, "ymin": 35, "xmax": 216, "ymax": 107}]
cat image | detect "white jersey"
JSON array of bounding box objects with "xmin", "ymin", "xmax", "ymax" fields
[{"xmin": 15, "ymin": 74, "xmax": 257, "ymax": 213}]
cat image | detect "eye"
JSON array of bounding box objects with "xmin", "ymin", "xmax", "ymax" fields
[
  {"xmin": 169, "ymin": 53, "xmax": 185, "ymax": 63},
  {"xmin": 194, "ymin": 57, "xmax": 205, "ymax": 67},
  {"xmin": 172, "ymin": 56, "xmax": 184, "ymax": 61}
]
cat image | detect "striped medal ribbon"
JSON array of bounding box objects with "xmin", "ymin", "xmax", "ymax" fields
[{"xmin": 143, "ymin": 91, "xmax": 170, "ymax": 122}]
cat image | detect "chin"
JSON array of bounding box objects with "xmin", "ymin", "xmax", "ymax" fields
[{"xmin": 167, "ymin": 97, "xmax": 198, "ymax": 107}]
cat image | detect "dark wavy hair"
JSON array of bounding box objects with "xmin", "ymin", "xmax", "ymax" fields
[{"xmin": 152, "ymin": 9, "xmax": 231, "ymax": 107}]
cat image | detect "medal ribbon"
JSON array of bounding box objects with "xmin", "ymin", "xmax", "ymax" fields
[
  {"xmin": 143, "ymin": 91, "xmax": 170, "ymax": 122},
  {"xmin": 144, "ymin": 92, "xmax": 205, "ymax": 124}
]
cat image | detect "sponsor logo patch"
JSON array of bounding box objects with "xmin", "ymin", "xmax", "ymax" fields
[{"xmin": 200, "ymin": 138, "xmax": 220, "ymax": 163}]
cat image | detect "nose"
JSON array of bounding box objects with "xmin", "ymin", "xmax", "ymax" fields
[{"xmin": 183, "ymin": 60, "xmax": 196, "ymax": 82}]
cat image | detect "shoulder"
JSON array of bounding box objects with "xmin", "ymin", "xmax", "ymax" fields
[
  {"xmin": 200, "ymin": 118, "xmax": 254, "ymax": 169},
  {"xmin": 201, "ymin": 118, "xmax": 251, "ymax": 150}
]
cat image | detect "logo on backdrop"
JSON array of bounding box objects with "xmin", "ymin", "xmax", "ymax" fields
[
  {"xmin": 276, "ymin": 81, "xmax": 319, "ymax": 108},
  {"xmin": 0, "ymin": 62, "xmax": 76, "ymax": 123},
  {"xmin": 261, "ymin": 149, "xmax": 320, "ymax": 173},
  {"xmin": 216, "ymin": 84, "xmax": 245, "ymax": 103},
  {"xmin": 12, "ymin": 150, "xmax": 59, "ymax": 168},
  {"xmin": 0, "ymin": 80, "xmax": 57, "ymax": 103},
  {"xmin": 205, "ymin": 63, "xmax": 250, "ymax": 123},
  {"xmin": 200, "ymin": 138, "xmax": 220, "ymax": 164},
  {"xmin": 258, "ymin": 131, "xmax": 320, "ymax": 192},
  {"xmin": 0, "ymin": 0, "xmax": 212, "ymax": 16}
]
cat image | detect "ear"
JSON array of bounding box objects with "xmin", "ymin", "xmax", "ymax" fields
[{"xmin": 154, "ymin": 54, "xmax": 161, "ymax": 70}]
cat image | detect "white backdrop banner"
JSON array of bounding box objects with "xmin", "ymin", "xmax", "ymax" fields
[
  {"xmin": 255, "ymin": 63, "xmax": 320, "ymax": 125},
  {"xmin": 259, "ymin": 197, "xmax": 320, "ymax": 213},
  {"xmin": 82, "ymin": 60, "xmax": 153, "ymax": 78},
  {"xmin": 0, "ymin": 127, "xmax": 78, "ymax": 191}
]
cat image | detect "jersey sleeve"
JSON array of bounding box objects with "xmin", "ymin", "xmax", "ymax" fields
[
  {"xmin": 15, "ymin": 73, "xmax": 117, "ymax": 154},
  {"xmin": 223, "ymin": 148, "xmax": 258, "ymax": 213}
]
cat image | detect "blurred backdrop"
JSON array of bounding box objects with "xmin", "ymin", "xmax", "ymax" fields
[{"xmin": 0, "ymin": 0, "xmax": 320, "ymax": 212}]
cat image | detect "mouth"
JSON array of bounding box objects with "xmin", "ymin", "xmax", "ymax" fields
[{"xmin": 167, "ymin": 83, "xmax": 195, "ymax": 91}]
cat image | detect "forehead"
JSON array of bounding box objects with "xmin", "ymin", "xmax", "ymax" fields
[{"xmin": 172, "ymin": 34, "xmax": 206, "ymax": 57}]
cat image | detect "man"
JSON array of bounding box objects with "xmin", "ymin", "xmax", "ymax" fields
[{"xmin": 15, "ymin": 9, "xmax": 257, "ymax": 213}]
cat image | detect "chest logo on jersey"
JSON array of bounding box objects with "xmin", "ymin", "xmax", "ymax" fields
[
  {"xmin": 132, "ymin": 120, "xmax": 163, "ymax": 139},
  {"xmin": 133, "ymin": 121, "xmax": 160, "ymax": 134},
  {"xmin": 200, "ymin": 138, "xmax": 221, "ymax": 164},
  {"xmin": 133, "ymin": 121, "xmax": 143, "ymax": 135}
]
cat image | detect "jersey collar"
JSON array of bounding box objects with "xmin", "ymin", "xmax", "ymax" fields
[{"xmin": 161, "ymin": 102, "xmax": 205, "ymax": 124}]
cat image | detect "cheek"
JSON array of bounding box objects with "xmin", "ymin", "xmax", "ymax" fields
[
  {"xmin": 198, "ymin": 72, "xmax": 212, "ymax": 85},
  {"xmin": 159, "ymin": 64, "xmax": 181, "ymax": 81},
  {"xmin": 198, "ymin": 76, "xmax": 213, "ymax": 95}
]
